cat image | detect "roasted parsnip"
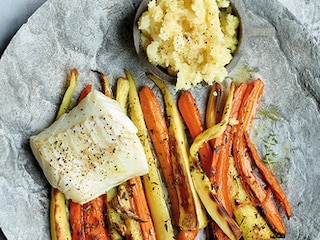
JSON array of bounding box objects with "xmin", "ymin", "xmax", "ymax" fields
[
  {"xmin": 106, "ymin": 187, "xmax": 126, "ymax": 240},
  {"xmin": 115, "ymin": 77, "xmax": 146, "ymax": 240},
  {"xmin": 228, "ymin": 157, "xmax": 277, "ymax": 240},
  {"xmin": 51, "ymin": 188, "xmax": 72, "ymax": 240},
  {"xmin": 51, "ymin": 69, "xmax": 78, "ymax": 240},
  {"xmin": 189, "ymin": 83, "xmax": 242, "ymax": 240}
]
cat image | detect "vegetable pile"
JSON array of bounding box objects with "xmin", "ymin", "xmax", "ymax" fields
[{"xmin": 48, "ymin": 69, "xmax": 291, "ymax": 240}]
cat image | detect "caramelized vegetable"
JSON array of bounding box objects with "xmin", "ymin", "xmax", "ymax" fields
[
  {"xmin": 178, "ymin": 230, "xmax": 199, "ymax": 240},
  {"xmin": 51, "ymin": 188, "xmax": 72, "ymax": 240},
  {"xmin": 92, "ymin": 70, "xmax": 112, "ymax": 98},
  {"xmin": 228, "ymin": 157, "xmax": 277, "ymax": 239},
  {"xmin": 115, "ymin": 76, "xmax": 151, "ymax": 240},
  {"xmin": 233, "ymin": 79, "xmax": 286, "ymax": 236},
  {"xmin": 178, "ymin": 91, "xmax": 213, "ymax": 177},
  {"xmin": 188, "ymin": 82, "xmax": 242, "ymax": 240},
  {"xmin": 49, "ymin": 68, "xmax": 290, "ymax": 240},
  {"xmin": 77, "ymin": 84, "xmax": 92, "ymax": 103},
  {"xmin": 139, "ymin": 86, "xmax": 180, "ymax": 224},
  {"xmin": 56, "ymin": 68, "xmax": 78, "ymax": 118},
  {"xmin": 126, "ymin": 70, "xmax": 175, "ymax": 239},
  {"xmin": 106, "ymin": 188, "xmax": 126, "ymax": 240},
  {"xmin": 82, "ymin": 195, "xmax": 109, "ymax": 240},
  {"xmin": 51, "ymin": 69, "xmax": 78, "ymax": 240},
  {"xmin": 111, "ymin": 183, "xmax": 144, "ymax": 240},
  {"xmin": 244, "ymin": 131, "xmax": 292, "ymax": 218},
  {"xmin": 210, "ymin": 83, "xmax": 248, "ymax": 217},
  {"xmin": 206, "ymin": 83, "xmax": 223, "ymax": 128},
  {"xmin": 148, "ymin": 73, "xmax": 208, "ymax": 230},
  {"xmin": 69, "ymin": 201, "xmax": 85, "ymax": 240}
]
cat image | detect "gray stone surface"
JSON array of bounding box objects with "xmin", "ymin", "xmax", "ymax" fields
[{"xmin": 0, "ymin": 0, "xmax": 319, "ymax": 239}]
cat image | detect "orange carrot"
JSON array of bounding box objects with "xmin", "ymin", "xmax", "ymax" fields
[
  {"xmin": 178, "ymin": 91, "xmax": 213, "ymax": 177},
  {"xmin": 210, "ymin": 83, "xmax": 248, "ymax": 216},
  {"xmin": 233, "ymin": 79, "xmax": 286, "ymax": 236},
  {"xmin": 139, "ymin": 86, "xmax": 180, "ymax": 225},
  {"xmin": 69, "ymin": 84, "xmax": 92, "ymax": 240},
  {"xmin": 69, "ymin": 202, "xmax": 85, "ymax": 240},
  {"xmin": 230, "ymin": 83, "xmax": 248, "ymax": 122},
  {"xmin": 238, "ymin": 79, "xmax": 264, "ymax": 133},
  {"xmin": 128, "ymin": 176, "xmax": 157, "ymax": 240},
  {"xmin": 212, "ymin": 223, "xmax": 231, "ymax": 240},
  {"xmin": 82, "ymin": 195, "xmax": 110, "ymax": 240},
  {"xmin": 205, "ymin": 83, "xmax": 246, "ymax": 239},
  {"xmin": 78, "ymin": 84, "xmax": 92, "ymax": 103},
  {"xmin": 178, "ymin": 230, "xmax": 199, "ymax": 240},
  {"xmin": 69, "ymin": 85, "xmax": 110, "ymax": 240},
  {"xmin": 233, "ymin": 132, "xmax": 286, "ymax": 236},
  {"xmin": 211, "ymin": 133, "xmax": 232, "ymax": 211},
  {"xmin": 244, "ymin": 131, "xmax": 292, "ymax": 218},
  {"xmin": 178, "ymin": 90, "xmax": 227, "ymax": 239}
]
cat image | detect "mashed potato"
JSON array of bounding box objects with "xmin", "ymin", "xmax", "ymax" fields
[{"xmin": 138, "ymin": 0, "xmax": 239, "ymax": 90}]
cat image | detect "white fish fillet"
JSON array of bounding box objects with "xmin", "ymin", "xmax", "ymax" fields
[{"xmin": 30, "ymin": 90, "xmax": 148, "ymax": 204}]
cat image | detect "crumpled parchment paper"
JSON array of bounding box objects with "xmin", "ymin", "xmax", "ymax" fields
[{"xmin": 0, "ymin": 0, "xmax": 319, "ymax": 239}]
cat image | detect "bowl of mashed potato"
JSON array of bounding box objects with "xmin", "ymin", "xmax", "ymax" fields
[{"xmin": 133, "ymin": 0, "xmax": 246, "ymax": 90}]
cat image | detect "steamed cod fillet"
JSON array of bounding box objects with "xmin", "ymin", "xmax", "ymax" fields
[{"xmin": 30, "ymin": 90, "xmax": 148, "ymax": 204}]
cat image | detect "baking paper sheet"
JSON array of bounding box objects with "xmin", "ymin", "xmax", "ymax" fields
[{"xmin": 0, "ymin": 0, "xmax": 319, "ymax": 239}]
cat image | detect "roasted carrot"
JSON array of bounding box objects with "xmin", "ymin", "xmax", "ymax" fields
[
  {"xmin": 230, "ymin": 83, "xmax": 248, "ymax": 121},
  {"xmin": 237, "ymin": 79, "xmax": 264, "ymax": 133},
  {"xmin": 69, "ymin": 202, "xmax": 85, "ymax": 240},
  {"xmin": 128, "ymin": 176, "xmax": 157, "ymax": 240},
  {"xmin": 178, "ymin": 91, "xmax": 213, "ymax": 179},
  {"xmin": 233, "ymin": 79, "xmax": 286, "ymax": 236},
  {"xmin": 244, "ymin": 131, "xmax": 292, "ymax": 218},
  {"xmin": 210, "ymin": 83, "xmax": 248, "ymax": 216},
  {"xmin": 82, "ymin": 195, "xmax": 109, "ymax": 240},
  {"xmin": 187, "ymin": 83, "xmax": 242, "ymax": 240},
  {"xmin": 233, "ymin": 132, "xmax": 286, "ymax": 236},
  {"xmin": 69, "ymin": 85, "xmax": 109, "ymax": 240},
  {"xmin": 139, "ymin": 86, "xmax": 180, "ymax": 224},
  {"xmin": 178, "ymin": 230, "xmax": 199, "ymax": 240},
  {"xmin": 210, "ymin": 132, "xmax": 233, "ymax": 223},
  {"xmin": 69, "ymin": 85, "xmax": 89, "ymax": 240},
  {"xmin": 148, "ymin": 74, "xmax": 208, "ymax": 230},
  {"xmin": 78, "ymin": 84, "xmax": 92, "ymax": 103},
  {"xmin": 212, "ymin": 223, "xmax": 231, "ymax": 240},
  {"xmin": 205, "ymin": 83, "xmax": 247, "ymax": 239},
  {"xmin": 127, "ymin": 70, "xmax": 175, "ymax": 239},
  {"xmin": 51, "ymin": 69, "xmax": 78, "ymax": 240}
]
